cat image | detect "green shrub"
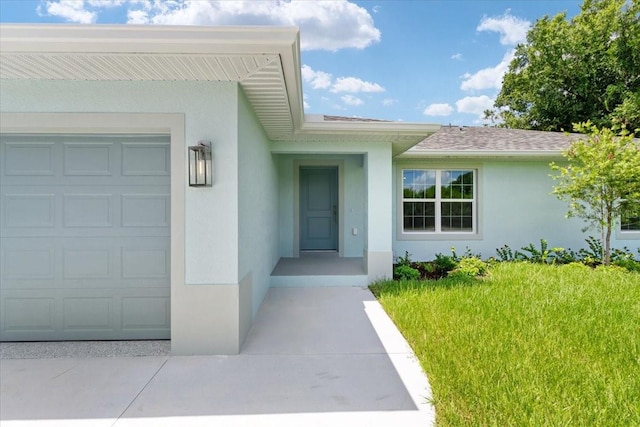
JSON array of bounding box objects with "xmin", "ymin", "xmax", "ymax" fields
[
  {"xmin": 450, "ymin": 246, "xmax": 482, "ymax": 262},
  {"xmin": 496, "ymin": 244, "xmax": 517, "ymax": 262},
  {"xmin": 450, "ymin": 256, "xmax": 488, "ymax": 277},
  {"xmin": 578, "ymin": 236, "xmax": 603, "ymax": 263},
  {"xmin": 612, "ymin": 258, "xmax": 640, "ymax": 272},
  {"xmin": 434, "ymin": 253, "xmax": 457, "ymax": 275},
  {"xmin": 395, "ymin": 251, "xmax": 413, "ymax": 267},
  {"xmin": 519, "ymin": 239, "xmax": 553, "ymax": 263},
  {"xmin": 393, "ymin": 264, "xmax": 420, "ymax": 281}
]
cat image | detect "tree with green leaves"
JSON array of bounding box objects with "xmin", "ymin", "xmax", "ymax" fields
[
  {"xmin": 486, "ymin": 0, "xmax": 640, "ymax": 132},
  {"xmin": 550, "ymin": 122, "xmax": 640, "ymax": 264}
]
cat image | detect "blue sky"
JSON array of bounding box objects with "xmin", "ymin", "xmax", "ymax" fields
[{"xmin": 0, "ymin": 0, "xmax": 583, "ymax": 125}]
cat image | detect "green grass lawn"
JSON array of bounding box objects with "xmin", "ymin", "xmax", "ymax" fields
[{"xmin": 371, "ymin": 263, "xmax": 640, "ymax": 426}]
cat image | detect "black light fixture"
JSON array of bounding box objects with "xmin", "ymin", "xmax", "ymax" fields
[{"xmin": 188, "ymin": 140, "xmax": 212, "ymax": 187}]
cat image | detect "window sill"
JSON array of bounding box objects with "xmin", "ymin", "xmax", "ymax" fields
[
  {"xmin": 616, "ymin": 230, "xmax": 640, "ymax": 240},
  {"xmin": 397, "ymin": 231, "xmax": 483, "ymax": 241}
]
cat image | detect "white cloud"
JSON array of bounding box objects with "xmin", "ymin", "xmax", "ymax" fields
[
  {"xmin": 121, "ymin": 0, "xmax": 380, "ymax": 51},
  {"xmin": 423, "ymin": 103, "xmax": 454, "ymax": 116},
  {"xmin": 301, "ymin": 66, "xmax": 385, "ymax": 95},
  {"xmin": 127, "ymin": 9, "xmax": 148, "ymax": 24},
  {"xmin": 43, "ymin": 0, "xmax": 96, "ymax": 23},
  {"xmin": 40, "ymin": 0, "xmax": 380, "ymax": 50},
  {"xmin": 456, "ymin": 95, "xmax": 494, "ymax": 115},
  {"xmin": 460, "ymin": 49, "xmax": 514, "ymax": 91},
  {"xmin": 451, "ymin": 53, "xmax": 462, "ymax": 60},
  {"xmin": 301, "ymin": 65, "xmax": 333, "ymax": 90},
  {"xmin": 341, "ymin": 95, "xmax": 364, "ymax": 106},
  {"xmin": 382, "ymin": 98, "xmax": 397, "ymax": 106},
  {"xmin": 87, "ymin": 0, "xmax": 125, "ymax": 7},
  {"xmin": 477, "ymin": 11, "xmax": 530, "ymax": 45},
  {"xmin": 331, "ymin": 77, "xmax": 384, "ymax": 93}
]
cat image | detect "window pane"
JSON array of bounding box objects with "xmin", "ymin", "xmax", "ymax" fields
[
  {"xmin": 441, "ymin": 170, "xmax": 474, "ymax": 200},
  {"xmin": 441, "ymin": 202, "xmax": 473, "ymax": 231},
  {"xmin": 462, "ymin": 170, "xmax": 473, "ymax": 185},
  {"xmin": 403, "ymin": 169, "xmax": 435, "ymax": 199},
  {"xmin": 403, "ymin": 201, "xmax": 435, "ymax": 231},
  {"xmin": 406, "ymin": 202, "xmax": 415, "ymax": 216},
  {"xmin": 621, "ymin": 216, "xmax": 640, "ymax": 231}
]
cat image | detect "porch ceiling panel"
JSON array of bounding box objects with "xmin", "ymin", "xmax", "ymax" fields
[{"xmin": 0, "ymin": 53, "xmax": 277, "ymax": 81}]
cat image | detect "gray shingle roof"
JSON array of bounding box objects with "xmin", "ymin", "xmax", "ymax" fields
[
  {"xmin": 407, "ymin": 126, "xmax": 585, "ymax": 154},
  {"xmin": 322, "ymin": 115, "xmax": 391, "ymax": 123}
]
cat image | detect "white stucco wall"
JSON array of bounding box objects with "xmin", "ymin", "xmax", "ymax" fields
[
  {"xmin": 393, "ymin": 158, "xmax": 640, "ymax": 261},
  {"xmin": 237, "ymin": 88, "xmax": 279, "ymax": 327}
]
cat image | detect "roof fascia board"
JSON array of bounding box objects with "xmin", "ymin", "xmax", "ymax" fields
[
  {"xmin": 0, "ymin": 24, "xmax": 299, "ymax": 56},
  {"xmin": 300, "ymin": 121, "xmax": 441, "ymax": 136},
  {"xmin": 278, "ymin": 30, "xmax": 304, "ymax": 132},
  {"xmin": 397, "ymin": 150, "xmax": 563, "ymax": 159}
]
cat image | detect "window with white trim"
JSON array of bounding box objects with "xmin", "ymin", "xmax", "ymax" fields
[
  {"xmin": 621, "ymin": 208, "xmax": 640, "ymax": 232},
  {"xmin": 402, "ymin": 169, "xmax": 476, "ymax": 233}
]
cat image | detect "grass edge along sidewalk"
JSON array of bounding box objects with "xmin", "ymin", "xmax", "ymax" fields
[{"xmin": 371, "ymin": 262, "xmax": 640, "ymax": 427}]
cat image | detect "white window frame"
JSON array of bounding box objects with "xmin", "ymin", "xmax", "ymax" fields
[
  {"xmin": 397, "ymin": 166, "xmax": 481, "ymax": 241},
  {"xmin": 617, "ymin": 203, "xmax": 640, "ymax": 239}
]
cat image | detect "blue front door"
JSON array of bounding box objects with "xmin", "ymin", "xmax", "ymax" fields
[{"xmin": 300, "ymin": 167, "xmax": 338, "ymax": 251}]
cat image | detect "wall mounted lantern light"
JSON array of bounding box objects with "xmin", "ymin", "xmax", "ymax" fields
[{"xmin": 188, "ymin": 140, "xmax": 213, "ymax": 187}]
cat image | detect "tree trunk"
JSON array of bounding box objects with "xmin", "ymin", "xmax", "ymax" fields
[{"xmin": 604, "ymin": 212, "xmax": 612, "ymax": 265}]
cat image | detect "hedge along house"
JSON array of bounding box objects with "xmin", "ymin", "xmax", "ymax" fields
[{"xmin": 0, "ymin": 24, "xmax": 440, "ymax": 354}]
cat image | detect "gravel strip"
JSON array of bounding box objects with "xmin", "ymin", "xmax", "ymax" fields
[{"xmin": 0, "ymin": 340, "xmax": 170, "ymax": 359}]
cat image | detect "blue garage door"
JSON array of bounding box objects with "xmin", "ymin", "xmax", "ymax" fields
[{"xmin": 0, "ymin": 134, "xmax": 170, "ymax": 341}]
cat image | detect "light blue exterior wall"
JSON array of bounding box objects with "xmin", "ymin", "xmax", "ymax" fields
[
  {"xmin": 271, "ymin": 140, "xmax": 394, "ymax": 280},
  {"xmin": 393, "ymin": 158, "xmax": 640, "ymax": 260},
  {"xmin": 0, "ymin": 79, "xmax": 254, "ymax": 354},
  {"xmin": 0, "ymin": 79, "xmax": 241, "ymax": 285},
  {"xmin": 237, "ymin": 87, "xmax": 279, "ymax": 326},
  {"xmin": 276, "ymin": 154, "xmax": 366, "ymax": 258}
]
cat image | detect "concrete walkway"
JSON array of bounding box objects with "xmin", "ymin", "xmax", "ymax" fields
[{"xmin": 0, "ymin": 287, "xmax": 435, "ymax": 427}]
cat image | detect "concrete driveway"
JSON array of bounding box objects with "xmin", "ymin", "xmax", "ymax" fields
[{"xmin": 0, "ymin": 287, "xmax": 435, "ymax": 427}]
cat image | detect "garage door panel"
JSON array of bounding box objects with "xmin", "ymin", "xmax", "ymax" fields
[
  {"xmin": 63, "ymin": 248, "xmax": 112, "ymax": 279},
  {"xmin": 2, "ymin": 245, "xmax": 55, "ymax": 280},
  {"xmin": 3, "ymin": 142, "xmax": 56, "ymax": 176},
  {"xmin": 64, "ymin": 297, "xmax": 113, "ymax": 330},
  {"xmin": 122, "ymin": 296, "xmax": 170, "ymax": 330},
  {"xmin": 2, "ymin": 193, "xmax": 56, "ymax": 228},
  {"xmin": 0, "ymin": 134, "xmax": 170, "ymax": 341},
  {"xmin": 122, "ymin": 143, "xmax": 170, "ymax": 176},
  {"xmin": 63, "ymin": 142, "xmax": 114, "ymax": 176},
  {"xmin": 122, "ymin": 247, "xmax": 169, "ymax": 279},
  {"xmin": 63, "ymin": 194, "xmax": 113, "ymax": 227},
  {"xmin": 2, "ymin": 296, "xmax": 56, "ymax": 333}
]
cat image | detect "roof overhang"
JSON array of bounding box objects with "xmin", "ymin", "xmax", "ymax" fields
[
  {"xmin": 293, "ymin": 120, "xmax": 441, "ymax": 156},
  {"xmin": 396, "ymin": 150, "xmax": 563, "ymax": 159},
  {"xmin": 0, "ymin": 24, "xmax": 303, "ymax": 139},
  {"xmin": 0, "ymin": 24, "xmax": 440, "ymax": 150}
]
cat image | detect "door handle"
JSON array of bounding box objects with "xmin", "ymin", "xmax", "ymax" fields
[{"xmin": 333, "ymin": 205, "xmax": 337, "ymax": 224}]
